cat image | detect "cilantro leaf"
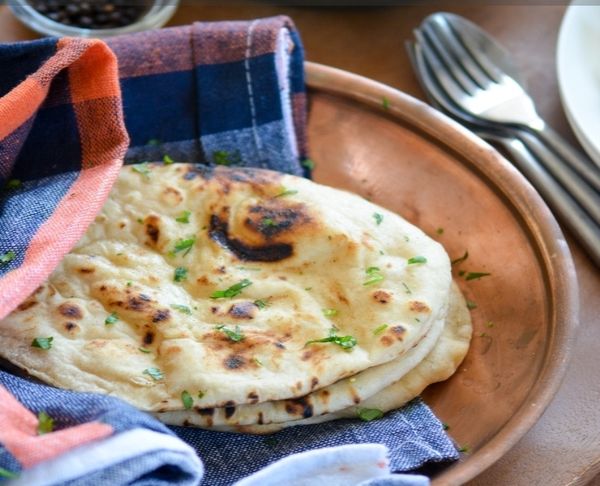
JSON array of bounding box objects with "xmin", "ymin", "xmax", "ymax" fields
[
  {"xmin": 163, "ymin": 154, "xmax": 174, "ymax": 165},
  {"xmin": 31, "ymin": 337, "xmax": 53, "ymax": 350},
  {"xmin": 373, "ymin": 212, "xmax": 383, "ymax": 225},
  {"xmin": 306, "ymin": 333, "xmax": 357, "ymax": 350},
  {"xmin": 170, "ymin": 304, "xmax": 192, "ymax": 315},
  {"xmin": 143, "ymin": 367, "xmax": 164, "ymax": 381},
  {"xmin": 175, "ymin": 210, "xmax": 191, "ymax": 224},
  {"xmin": 105, "ymin": 312, "xmax": 119, "ymax": 325},
  {"xmin": 357, "ymin": 407, "xmax": 384, "ymax": 422},
  {"xmin": 302, "ymin": 158, "xmax": 315, "ymax": 170},
  {"xmin": 363, "ymin": 266, "xmax": 384, "ymax": 286},
  {"xmin": 37, "ymin": 411, "xmax": 54, "ymax": 435},
  {"xmin": 274, "ymin": 187, "xmax": 298, "ymax": 198},
  {"xmin": 213, "ymin": 149, "xmax": 242, "ymax": 166},
  {"xmin": 215, "ymin": 325, "xmax": 245, "ymax": 342},
  {"xmin": 0, "ymin": 467, "xmax": 18, "ymax": 479},
  {"xmin": 254, "ymin": 299, "xmax": 269, "ymax": 310},
  {"xmin": 451, "ymin": 250, "xmax": 469, "ymax": 265},
  {"xmin": 132, "ymin": 162, "xmax": 151, "ymax": 178},
  {"xmin": 174, "ymin": 267, "xmax": 188, "ymax": 282},
  {"xmin": 322, "ymin": 308, "xmax": 339, "ymax": 317},
  {"xmin": 169, "ymin": 236, "xmax": 196, "ymax": 257},
  {"xmin": 382, "ymin": 97, "xmax": 390, "ymax": 110},
  {"xmin": 465, "ymin": 272, "xmax": 491, "ymax": 281},
  {"xmin": 0, "ymin": 250, "xmax": 15, "ymax": 264},
  {"xmin": 5, "ymin": 179, "xmax": 21, "ymax": 190},
  {"xmin": 407, "ymin": 256, "xmax": 427, "ymax": 265},
  {"xmin": 373, "ymin": 324, "xmax": 388, "ymax": 335},
  {"xmin": 181, "ymin": 390, "xmax": 193, "ymax": 410},
  {"xmin": 210, "ymin": 279, "xmax": 252, "ymax": 299}
]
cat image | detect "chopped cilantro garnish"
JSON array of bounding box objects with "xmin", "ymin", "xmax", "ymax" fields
[
  {"xmin": 138, "ymin": 347, "xmax": 151, "ymax": 353},
  {"xmin": 0, "ymin": 250, "xmax": 15, "ymax": 264},
  {"xmin": 5, "ymin": 179, "xmax": 21, "ymax": 190},
  {"xmin": 302, "ymin": 158, "xmax": 315, "ymax": 170},
  {"xmin": 401, "ymin": 282, "xmax": 412, "ymax": 294},
  {"xmin": 479, "ymin": 332, "xmax": 488, "ymax": 337},
  {"xmin": 305, "ymin": 287, "xmax": 313, "ymax": 291},
  {"xmin": 262, "ymin": 217, "xmax": 276, "ymax": 227},
  {"xmin": 458, "ymin": 444, "xmax": 470, "ymax": 453},
  {"xmin": 198, "ymin": 391, "xmax": 205, "ymax": 399},
  {"xmin": 210, "ymin": 279, "xmax": 252, "ymax": 299},
  {"xmin": 143, "ymin": 367, "xmax": 164, "ymax": 381},
  {"xmin": 174, "ymin": 267, "xmax": 188, "ymax": 282},
  {"xmin": 0, "ymin": 467, "xmax": 18, "ymax": 479},
  {"xmin": 105, "ymin": 312, "xmax": 119, "ymax": 325},
  {"xmin": 170, "ymin": 304, "xmax": 192, "ymax": 315},
  {"xmin": 132, "ymin": 162, "xmax": 151, "ymax": 178},
  {"xmin": 237, "ymin": 266, "xmax": 262, "ymax": 272},
  {"xmin": 357, "ymin": 407, "xmax": 384, "ymax": 422},
  {"xmin": 213, "ymin": 149, "xmax": 242, "ymax": 166},
  {"xmin": 274, "ymin": 187, "xmax": 298, "ymax": 198},
  {"xmin": 215, "ymin": 325, "xmax": 245, "ymax": 342},
  {"xmin": 436, "ymin": 227, "xmax": 444, "ymax": 235},
  {"xmin": 181, "ymin": 390, "xmax": 193, "ymax": 410},
  {"xmin": 37, "ymin": 411, "xmax": 54, "ymax": 435},
  {"xmin": 306, "ymin": 333, "xmax": 357, "ymax": 350},
  {"xmin": 253, "ymin": 357, "xmax": 263, "ymax": 366},
  {"xmin": 126, "ymin": 281, "xmax": 133, "ymax": 287},
  {"xmin": 31, "ymin": 337, "xmax": 53, "ymax": 350},
  {"xmin": 254, "ymin": 299, "xmax": 269, "ymax": 310},
  {"xmin": 163, "ymin": 154, "xmax": 174, "ymax": 165},
  {"xmin": 322, "ymin": 308, "xmax": 338, "ymax": 317},
  {"xmin": 466, "ymin": 300, "xmax": 477, "ymax": 310},
  {"xmin": 407, "ymin": 256, "xmax": 427, "ymax": 265},
  {"xmin": 485, "ymin": 321, "xmax": 494, "ymax": 328},
  {"xmin": 175, "ymin": 210, "xmax": 191, "ymax": 223},
  {"xmin": 465, "ymin": 272, "xmax": 491, "ymax": 281},
  {"xmin": 458, "ymin": 270, "xmax": 466, "ymax": 277},
  {"xmin": 137, "ymin": 218, "xmax": 143, "ymax": 224},
  {"xmin": 169, "ymin": 236, "xmax": 196, "ymax": 257},
  {"xmin": 451, "ymin": 250, "xmax": 469, "ymax": 265},
  {"xmin": 373, "ymin": 324, "xmax": 388, "ymax": 335},
  {"xmin": 382, "ymin": 97, "xmax": 390, "ymax": 110},
  {"xmin": 363, "ymin": 266, "xmax": 384, "ymax": 286},
  {"xmin": 442, "ymin": 422, "xmax": 450, "ymax": 430},
  {"xmin": 373, "ymin": 212, "xmax": 384, "ymax": 225}
]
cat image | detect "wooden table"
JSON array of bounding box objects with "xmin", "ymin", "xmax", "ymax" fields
[{"xmin": 1, "ymin": 4, "xmax": 599, "ymax": 485}]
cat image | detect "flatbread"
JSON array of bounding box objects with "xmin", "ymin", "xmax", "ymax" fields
[
  {"xmin": 203, "ymin": 282, "xmax": 471, "ymax": 434},
  {"xmin": 0, "ymin": 164, "xmax": 451, "ymax": 411}
]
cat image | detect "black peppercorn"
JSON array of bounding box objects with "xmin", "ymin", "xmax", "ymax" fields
[{"xmin": 29, "ymin": 0, "xmax": 150, "ymax": 29}]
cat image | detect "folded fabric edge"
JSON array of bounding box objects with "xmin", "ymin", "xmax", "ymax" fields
[{"xmin": 8, "ymin": 428, "xmax": 203, "ymax": 486}]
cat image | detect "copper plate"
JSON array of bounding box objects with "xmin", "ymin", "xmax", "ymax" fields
[{"xmin": 305, "ymin": 62, "xmax": 579, "ymax": 485}]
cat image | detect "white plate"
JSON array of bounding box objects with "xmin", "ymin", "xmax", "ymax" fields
[{"xmin": 557, "ymin": 4, "xmax": 600, "ymax": 167}]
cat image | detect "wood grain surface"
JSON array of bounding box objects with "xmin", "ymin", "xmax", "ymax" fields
[{"xmin": 1, "ymin": 4, "xmax": 599, "ymax": 485}]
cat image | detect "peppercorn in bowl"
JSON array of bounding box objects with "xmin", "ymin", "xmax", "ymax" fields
[{"xmin": 10, "ymin": 0, "xmax": 178, "ymax": 38}]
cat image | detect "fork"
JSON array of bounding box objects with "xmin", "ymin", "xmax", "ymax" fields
[
  {"xmin": 421, "ymin": 12, "xmax": 600, "ymax": 193},
  {"xmin": 406, "ymin": 40, "xmax": 600, "ymax": 267},
  {"xmin": 414, "ymin": 15, "xmax": 600, "ymax": 230}
]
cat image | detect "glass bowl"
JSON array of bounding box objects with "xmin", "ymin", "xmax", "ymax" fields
[{"xmin": 9, "ymin": 0, "xmax": 179, "ymax": 38}]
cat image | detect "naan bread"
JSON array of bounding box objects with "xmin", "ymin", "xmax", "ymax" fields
[
  {"xmin": 0, "ymin": 164, "xmax": 451, "ymax": 411},
  {"xmin": 204, "ymin": 282, "xmax": 471, "ymax": 434},
  {"xmin": 156, "ymin": 303, "xmax": 446, "ymax": 427}
]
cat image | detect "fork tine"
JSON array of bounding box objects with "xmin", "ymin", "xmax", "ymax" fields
[
  {"xmin": 441, "ymin": 13, "xmax": 505, "ymax": 84},
  {"xmin": 420, "ymin": 22, "xmax": 478, "ymax": 97},
  {"xmin": 414, "ymin": 28, "xmax": 477, "ymax": 113},
  {"xmin": 424, "ymin": 14, "xmax": 493, "ymax": 90}
]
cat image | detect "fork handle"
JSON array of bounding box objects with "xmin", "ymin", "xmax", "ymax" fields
[
  {"xmin": 489, "ymin": 134, "xmax": 600, "ymax": 267},
  {"xmin": 531, "ymin": 123, "xmax": 600, "ymax": 193},
  {"xmin": 516, "ymin": 130, "xmax": 600, "ymax": 226}
]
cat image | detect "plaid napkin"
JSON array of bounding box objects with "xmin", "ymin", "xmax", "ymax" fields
[{"xmin": 0, "ymin": 17, "xmax": 458, "ymax": 485}]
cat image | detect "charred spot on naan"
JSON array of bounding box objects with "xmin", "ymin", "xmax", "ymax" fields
[
  {"xmin": 16, "ymin": 300, "xmax": 38, "ymax": 312},
  {"xmin": 243, "ymin": 201, "xmax": 313, "ymax": 240},
  {"xmin": 209, "ymin": 214, "xmax": 293, "ymax": 262},
  {"xmin": 228, "ymin": 302, "xmax": 257, "ymax": 319},
  {"xmin": 283, "ymin": 396, "xmax": 314, "ymax": 419},
  {"xmin": 161, "ymin": 186, "xmax": 183, "ymax": 206},
  {"xmin": 408, "ymin": 301, "xmax": 431, "ymax": 313},
  {"xmin": 143, "ymin": 215, "xmax": 161, "ymax": 249},
  {"xmin": 57, "ymin": 303, "xmax": 83, "ymax": 319},
  {"xmin": 373, "ymin": 290, "xmax": 392, "ymax": 304}
]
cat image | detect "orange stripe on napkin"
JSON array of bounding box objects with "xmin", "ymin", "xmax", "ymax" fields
[
  {"xmin": 0, "ymin": 162, "xmax": 122, "ymax": 320},
  {"xmin": 0, "ymin": 386, "xmax": 113, "ymax": 468}
]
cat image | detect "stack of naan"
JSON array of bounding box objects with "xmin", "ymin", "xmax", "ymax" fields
[{"xmin": 0, "ymin": 164, "xmax": 472, "ymax": 433}]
